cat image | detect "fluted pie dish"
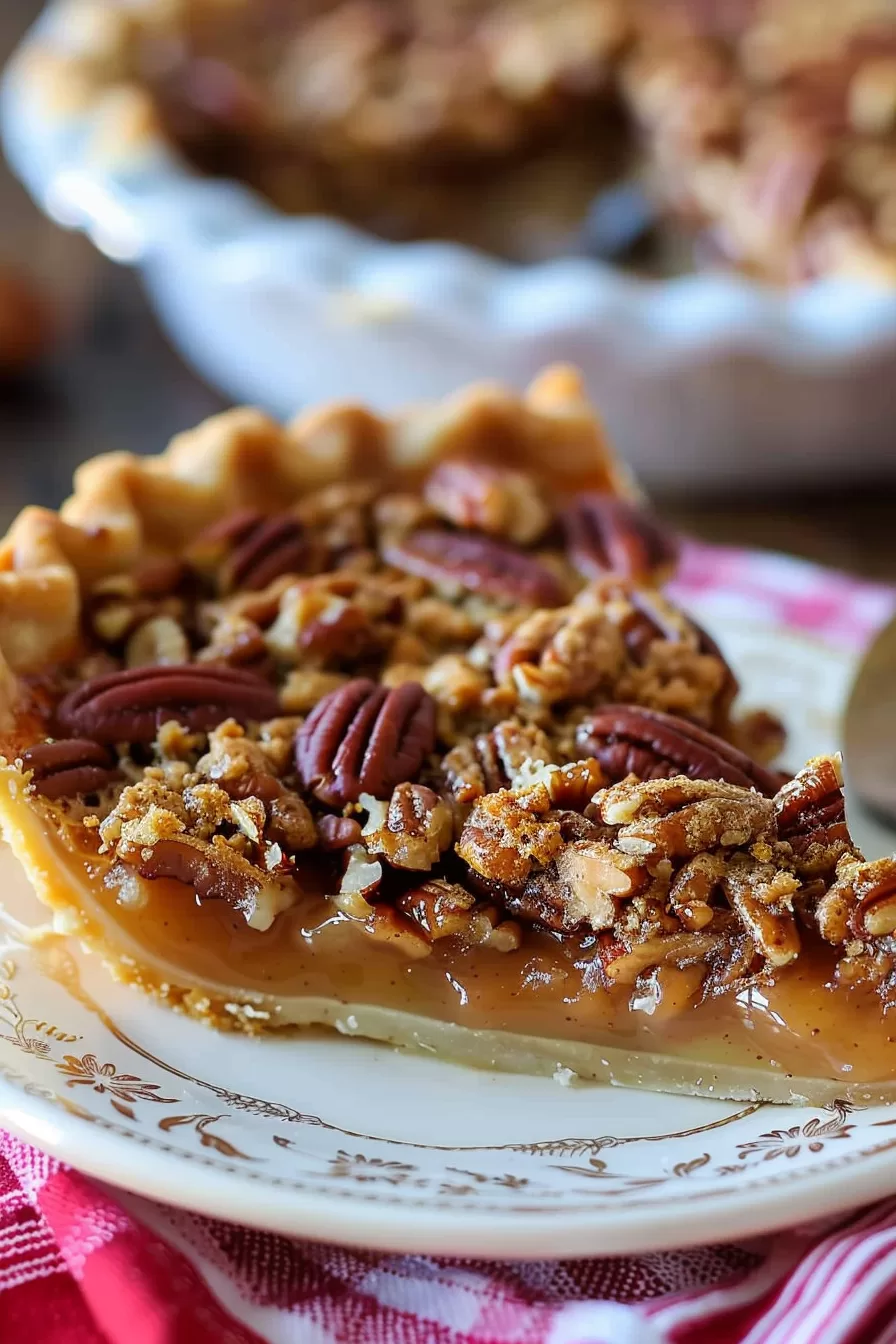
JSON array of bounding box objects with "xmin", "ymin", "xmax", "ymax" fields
[{"xmin": 0, "ymin": 366, "xmax": 894, "ymax": 1107}]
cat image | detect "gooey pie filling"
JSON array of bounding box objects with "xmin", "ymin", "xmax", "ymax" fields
[{"xmin": 5, "ymin": 457, "xmax": 896, "ymax": 1096}]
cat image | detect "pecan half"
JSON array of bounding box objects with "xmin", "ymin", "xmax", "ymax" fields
[
  {"xmin": 383, "ymin": 529, "xmax": 565, "ymax": 607},
  {"xmin": 774, "ymin": 755, "xmax": 854, "ymax": 877},
  {"xmin": 295, "ymin": 678, "xmax": 437, "ymax": 807},
  {"xmin": 191, "ymin": 509, "xmax": 315, "ymax": 593},
  {"xmin": 423, "ymin": 461, "xmax": 550, "ymax": 545},
  {"xmin": 562, "ymin": 493, "xmax": 679, "ymax": 582},
  {"xmin": 56, "ymin": 665, "xmax": 280, "ymax": 744},
  {"xmin": 22, "ymin": 739, "xmax": 122, "ymax": 800},
  {"xmin": 576, "ymin": 706, "xmax": 783, "ymax": 794}
]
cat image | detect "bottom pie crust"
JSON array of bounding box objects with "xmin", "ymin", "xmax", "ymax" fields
[{"xmin": 2, "ymin": 764, "xmax": 892, "ymax": 1108}]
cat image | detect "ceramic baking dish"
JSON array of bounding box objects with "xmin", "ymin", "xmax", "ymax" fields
[{"xmin": 5, "ymin": 0, "xmax": 896, "ymax": 492}]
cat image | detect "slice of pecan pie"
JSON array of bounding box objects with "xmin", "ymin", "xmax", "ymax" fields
[{"xmin": 0, "ymin": 366, "xmax": 893, "ymax": 1105}]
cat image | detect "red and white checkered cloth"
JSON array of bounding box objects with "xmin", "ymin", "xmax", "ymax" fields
[{"xmin": 2, "ymin": 541, "xmax": 895, "ymax": 1344}]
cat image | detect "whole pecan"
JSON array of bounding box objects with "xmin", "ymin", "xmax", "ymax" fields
[
  {"xmin": 774, "ymin": 754, "xmax": 854, "ymax": 876},
  {"xmin": 383, "ymin": 529, "xmax": 565, "ymax": 607},
  {"xmin": 576, "ymin": 706, "xmax": 784, "ymax": 794},
  {"xmin": 295, "ymin": 678, "xmax": 437, "ymax": 807},
  {"xmin": 191, "ymin": 509, "xmax": 315, "ymax": 593},
  {"xmin": 562, "ymin": 493, "xmax": 679, "ymax": 583},
  {"xmin": 56, "ymin": 664, "xmax": 280, "ymax": 744},
  {"xmin": 22, "ymin": 738, "xmax": 122, "ymax": 799}
]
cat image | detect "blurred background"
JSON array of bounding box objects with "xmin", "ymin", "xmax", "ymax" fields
[{"xmin": 1, "ymin": 0, "xmax": 895, "ymax": 580}]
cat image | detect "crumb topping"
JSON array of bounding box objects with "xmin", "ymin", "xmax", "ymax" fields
[{"xmin": 15, "ymin": 449, "xmax": 887, "ymax": 1018}]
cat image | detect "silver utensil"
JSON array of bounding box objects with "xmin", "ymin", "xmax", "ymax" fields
[{"xmin": 843, "ymin": 611, "xmax": 896, "ymax": 858}]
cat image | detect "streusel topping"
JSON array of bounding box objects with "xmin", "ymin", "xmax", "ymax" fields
[{"xmin": 13, "ymin": 436, "xmax": 896, "ymax": 1019}]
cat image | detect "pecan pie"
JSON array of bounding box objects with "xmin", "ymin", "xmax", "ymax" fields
[
  {"xmin": 0, "ymin": 366, "xmax": 893, "ymax": 1105},
  {"xmin": 23, "ymin": 0, "xmax": 896, "ymax": 282}
]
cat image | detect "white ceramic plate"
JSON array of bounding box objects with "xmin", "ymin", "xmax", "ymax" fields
[{"xmin": 0, "ymin": 605, "xmax": 893, "ymax": 1259}]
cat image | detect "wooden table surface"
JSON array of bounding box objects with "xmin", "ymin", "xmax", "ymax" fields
[{"xmin": 1, "ymin": 0, "xmax": 895, "ymax": 585}]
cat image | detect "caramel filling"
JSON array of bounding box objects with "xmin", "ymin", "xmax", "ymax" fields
[{"xmin": 52, "ymin": 831, "xmax": 896, "ymax": 1094}]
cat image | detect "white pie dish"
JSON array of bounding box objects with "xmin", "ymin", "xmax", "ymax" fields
[
  {"xmin": 5, "ymin": 1, "xmax": 896, "ymax": 494},
  {"xmin": 0, "ymin": 594, "xmax": 895, "ymax": 1257}
]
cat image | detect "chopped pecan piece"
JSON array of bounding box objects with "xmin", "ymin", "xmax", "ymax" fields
[
  {"xmin": 361, "ymin": 783, "xmax": 453, "ymax": 870},
  {"xmin": 816, "ymin": 856, "xmax": 896, "ymax": 943},
  {"xmin": 442, "ymin": 720, "xmax": 556, "ymax": 804},
  {"xmin": 668, "ymin": 853, "xmax": 726, "ymax": 931},
  {"xmin": 134, "ymin": 836, "xmax": 296, "ymax": 931},
  {"xmin": 513, "ymin": 840, "xmax": 645, "ymax": 932},
  {"xmin": 295, "ymin": 678, "xmax": 437, "ymax": 806},
  {"xmin": 124, "ymin": 615, "xmax": 191, "ymax": 669},
  {"xmin": 383, "ymin": 529, "xmax": 565, "ymax": 608},
  {"xmin": 775, "ymin": 754, "xmax": 854, "ymax": 877},
  {"xmin": 537, "ymin": 758, "xmax": 607, "ymax": 811},
  {"xmin": 397, "ymin": 880, "xmax": 521, "ymax": 950},
  {"xmin": 317, "ymin": 814, "xmax": 363, "ymax": 850},
  {"xmin": 56, "ymin": 665, "xmax": 280, "ymax": 744},
  {"xmin": 618, "ymin": 587, "xmax": 737, "ymax": 701},
  {"xmin": 720, "ymin": 854, "xmax": 800, "ymax": 968},
  {"xmin": 577, "ymin": 706, "xmax": 783, "ymax": 793},
  {"xmin": 597, "ymin": 775, "xmax": 775, "ymax": 862},
  {"xmin": 363, "ymin": 906, "xmax": 433, "ymax": 960},
  {"xmin": 562, "ymin": 493, "xmax": 679, "ymax": 583},
  {"xmin": 397, "ymin": 879, "xmax": 476, "ymax": 937},
  {"xmin": 196, "ymin": 613, "xmax": 274, "ymax": 675},
  {"xmin": 494, "ymin": 605, "xmax": 626, "ymax": 705},
  {"xmin": 266, "ymin": 795, "xmax": 317, "ymax": 852},
  {"xmin": 190, "ymin": 509, "xmax": 317, "ymax": 593},
  {"xmin": 265, "ymin": 578, "xmax": 398, "ymax": 667},
  {"xmin": 333, "ymin": 843, "xmax": 383, "ymax": 917},
  {"xmin": 604, "ymin": 931, "xmax": 723, "ymax": 986},
  {"xmin": 456, "ymin": 788, "xmax": 566, "ymax": 888},
  {"xmin": 194, "ymin": 720, "xmax": 283, "ymax": 801},
  {"xmin": 86, "ymin": 561, "xmax": 187, "ymax": 647},
  {"xmin": 423, "ymin": 461, "xmax": 551, "ymax": 545},
  {"xmin": 22, "ymin": 739, "xmax": 122, "ymax": 800}
]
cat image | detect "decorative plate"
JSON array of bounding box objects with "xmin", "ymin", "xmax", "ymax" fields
[{"xmin": 0, "ymin": 604, "xmax": 894, "ymax": 1259}]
